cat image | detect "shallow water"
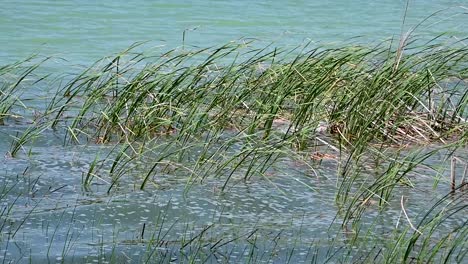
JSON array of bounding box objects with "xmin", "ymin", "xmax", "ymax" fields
[
  {"xmin": 1, "ymin": 1, "xmax": 467, "ymax": 262},
  {"xmin": 0, "ymin": 125, "xmax": 466, "ymax": 262}
]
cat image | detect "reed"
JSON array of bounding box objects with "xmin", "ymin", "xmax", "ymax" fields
[
  {"xmin": 0, "ymin": 56, "xmax": 46, "ymax": 125},
  {"xmin": 44, "ymin": 39, "xmax": 465, "ymax": 186},
  {"xmin": 1, "ymin": 36, "xmax": 467, "ymax": 262}
]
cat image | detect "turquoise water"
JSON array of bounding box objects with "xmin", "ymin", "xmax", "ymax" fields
[
  {"xmin": 1, "ymin": 0, "xmax": 467, "ymax": 65},
  {"xmin": 1, "ymin": 1, "xmax": 467, "ymax": 262}
]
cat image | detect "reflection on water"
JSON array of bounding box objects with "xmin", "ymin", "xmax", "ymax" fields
[{"xmin": 0, "ymin": 127, "xmax": 465, "ymax": 262}]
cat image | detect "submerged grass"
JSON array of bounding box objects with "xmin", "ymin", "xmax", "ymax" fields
[{"xmin": 1, "ymin": 36, "xmax": 467, "ymax": 262}]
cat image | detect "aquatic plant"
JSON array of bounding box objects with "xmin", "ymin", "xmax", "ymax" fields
[
  {"xmin": 38, "ymin": 37, "xmax": 466, "ymax": 187},
  {"xmin": 0, "ymin": 56, "xmax": 46, "ymax": 125},
  {"xmin": 1, "ymin": 36, "xmax": 467, "ymax": 262}
]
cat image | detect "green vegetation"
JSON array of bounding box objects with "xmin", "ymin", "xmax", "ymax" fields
[{"xmin": 0, "ymin": 37, "xmax": 467, "ymax": 262}]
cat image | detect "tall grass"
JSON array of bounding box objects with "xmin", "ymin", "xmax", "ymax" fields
[
  {"xmin": 0, "ymin": 56, "xmax": 46, "ymax": 125},
  {"xmin": 1, "ymin": 37, "xmax": 467, "ymax": 262},
  {"xmin": 37, "ymin": 38, "xmax": 466, "ymax": 187}
]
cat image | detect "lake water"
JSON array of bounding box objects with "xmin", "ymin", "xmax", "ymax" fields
[
  {"xmin": 1, "ymin": 1, "xmax": 467, "ymax": 263},
  {"xmin": 1, "ymin": 0, "xmax": 467, "ymax": 65}
]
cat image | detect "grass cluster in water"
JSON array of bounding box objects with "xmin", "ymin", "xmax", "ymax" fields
[{"xmin": 0, "ymin": 38, "xmax": 467, "ymax": 262}]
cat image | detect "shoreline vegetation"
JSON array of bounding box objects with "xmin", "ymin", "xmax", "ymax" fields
[{"xmin": 1, "ymin": 37, "xmax": 467, "ymax": 262}]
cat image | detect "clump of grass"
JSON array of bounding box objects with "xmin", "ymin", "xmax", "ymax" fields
[
  {"xmin": 40, "ymin": 38, "xmax": 466, "ymax": 188},
  {"xmin": 46, "ymin": 39, "xmax": 467, "ymax": 148},
  {"xmin": 8, "ymin": 120, "xmax": 50, "ymax": 157},
  {"xmin": 0, "ymin": 56, "xmax": 46, "ymax": 125},
  {"xmin": 381, "ymin": 188, "xmax": 467, "ymax": 263},
  {"xmin": 2, "ymin": 35, "xmax": 467, "ymax": 262}
]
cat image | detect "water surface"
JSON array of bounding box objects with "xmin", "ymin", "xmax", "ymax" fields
[
  {"xmin": 1, "ymin": 1, "xmax": 467, "ymax": 262},
  {"xmin": 1, "ymin": 0, "xmax": 467, "ymax": 66}
]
